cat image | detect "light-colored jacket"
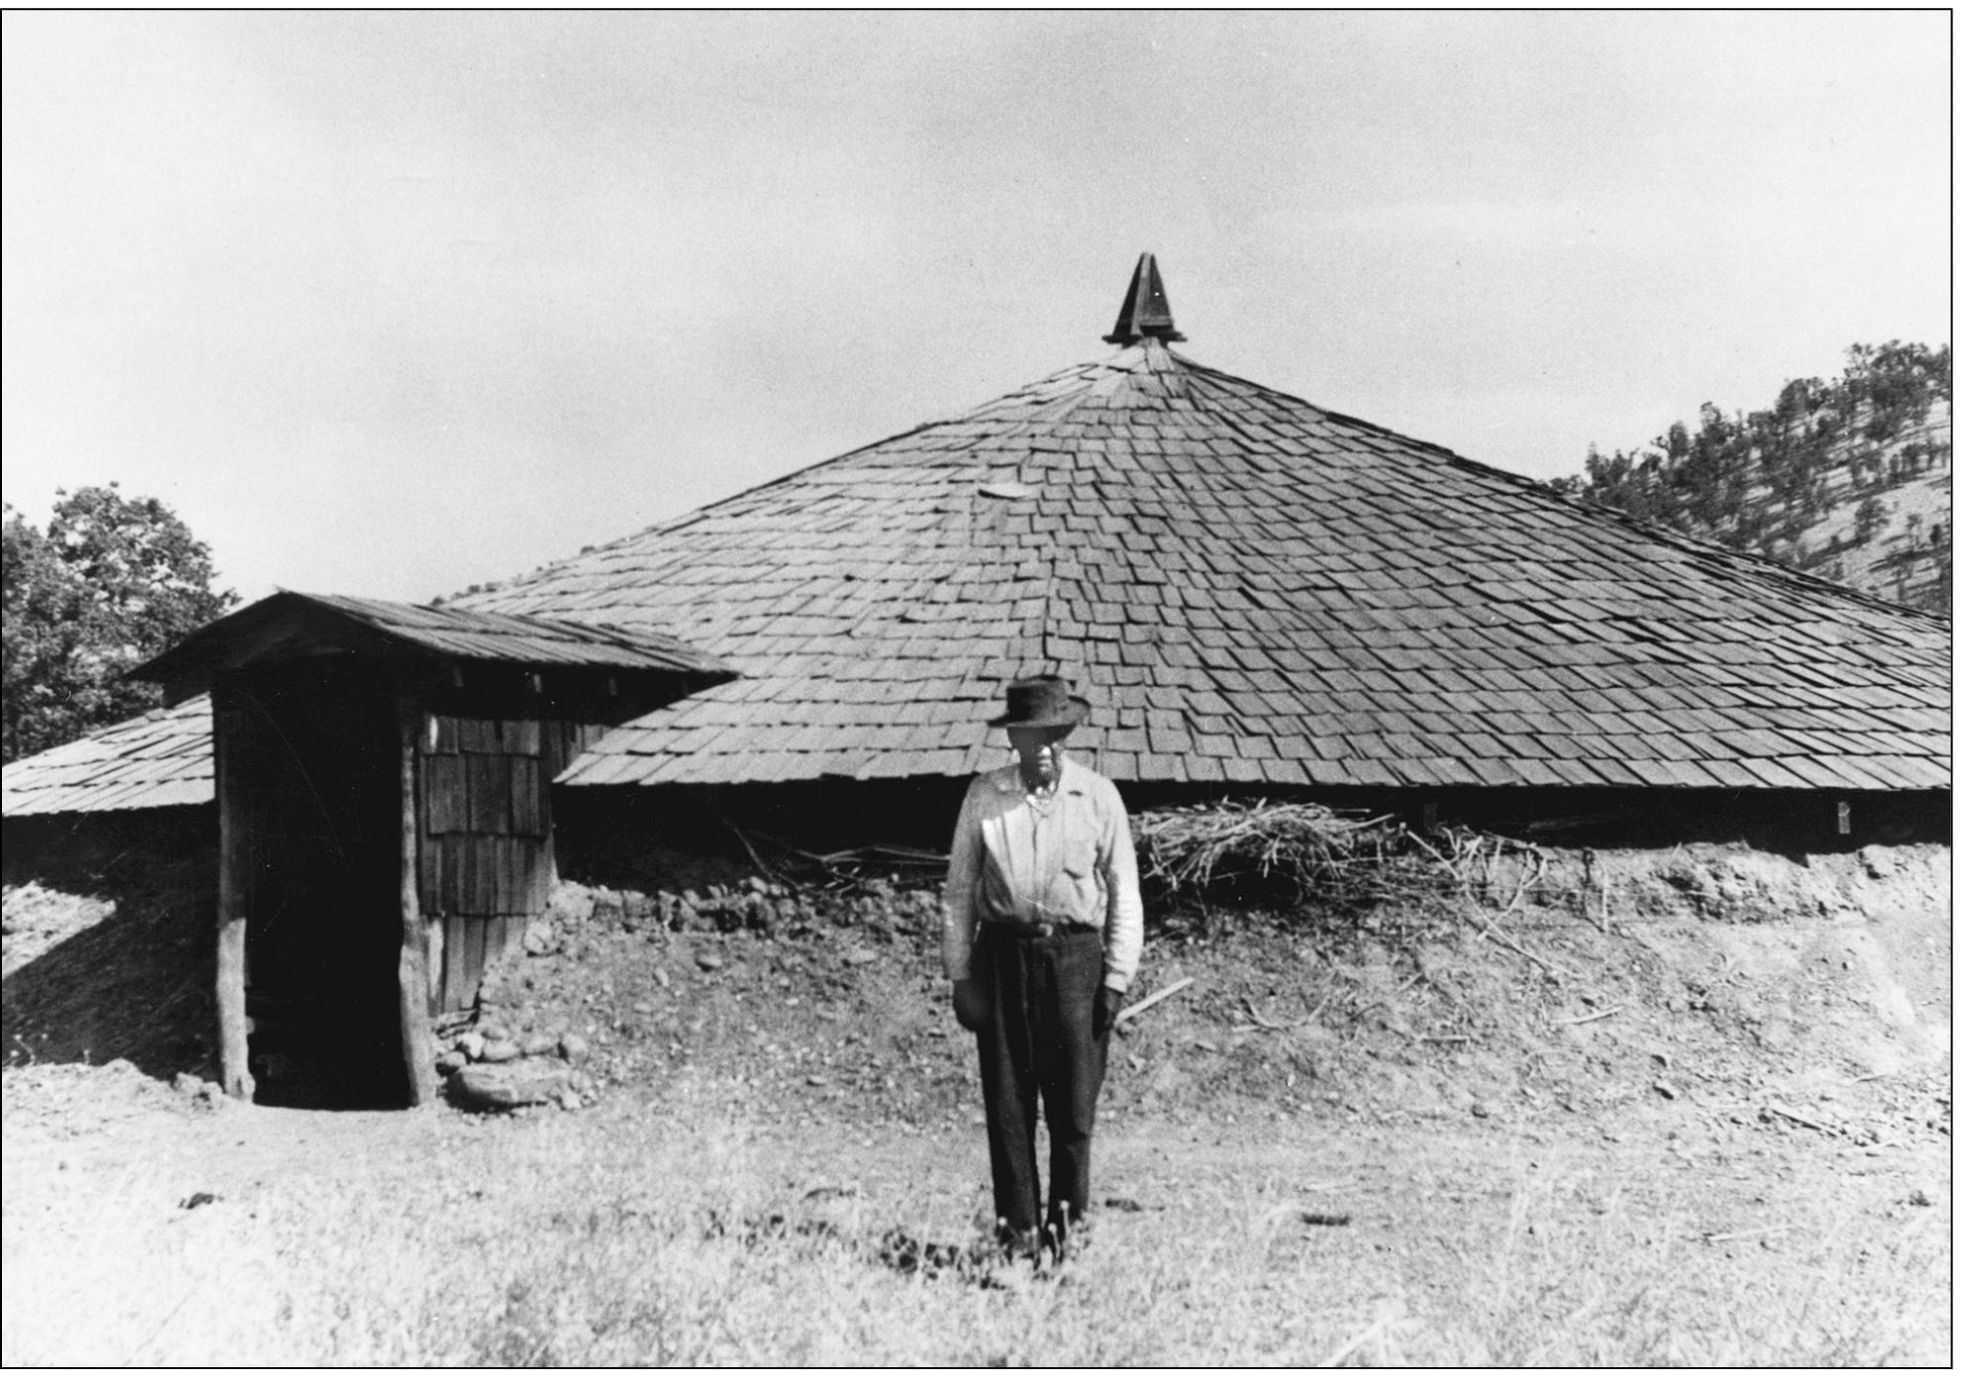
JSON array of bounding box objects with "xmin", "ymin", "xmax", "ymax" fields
[{"xmin": 942, "ymin": 757, "xmax": 1144, "ymax": 993}]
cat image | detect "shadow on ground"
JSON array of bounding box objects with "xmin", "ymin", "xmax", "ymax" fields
[
  {"xmin": 3, "ymin": 888, "xmax": 214, "ymax": 1080},
  {"xmin": 3, "ymin": 809, "xmax": 216, "ymax": 1081}
]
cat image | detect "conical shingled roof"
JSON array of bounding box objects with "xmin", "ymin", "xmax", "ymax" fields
[{"xmin": 454, "ymin": 269, "xmax": 1948, "ymax": 795}]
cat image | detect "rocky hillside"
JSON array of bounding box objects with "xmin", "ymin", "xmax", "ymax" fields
[{"xmin": 1554, "ymin": 343, "xmax": 1951, "ymax": 614}]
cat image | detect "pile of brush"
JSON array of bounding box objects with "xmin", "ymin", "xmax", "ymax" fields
[
  {"xmin": 1132, "ymin": 800, "xmax": 1408, "ymax": 904},
  {"xmin": 1132, "ymin": 798, "xmax": 1546, "ymax": 916}
]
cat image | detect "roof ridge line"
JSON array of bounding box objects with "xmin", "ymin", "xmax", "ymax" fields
[
  {"xmin": 455, "ymin": 353, "xmax": 1152, "ymax": 606},
  {"xmin": 455, "ymin": 410, "xmax": 1001, "ymax": 605}
]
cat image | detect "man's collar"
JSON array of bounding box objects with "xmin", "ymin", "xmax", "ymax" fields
[{"xmin": 989, "ymin": 757, "xmax": 1092, "ymax": 796}]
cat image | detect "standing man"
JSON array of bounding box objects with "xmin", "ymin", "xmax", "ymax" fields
[{"xmin": 943, "ymin": 674, "xmax": 1143, "ymax": 1261}]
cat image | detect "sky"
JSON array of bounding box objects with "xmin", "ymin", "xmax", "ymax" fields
[{"xmin": 2, "ymin": 12, "xmax": 1950, "ymax": 605}]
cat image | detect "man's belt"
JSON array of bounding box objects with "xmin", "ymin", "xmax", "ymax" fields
[{"xmin": 981, "ymin": 916, "xmax": 1097, "ymax": 940}]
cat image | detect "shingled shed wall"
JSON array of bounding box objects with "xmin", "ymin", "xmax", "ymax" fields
[{"xmin": 419, "ymin": 713, "xmax": 613, "ymax": 1010}]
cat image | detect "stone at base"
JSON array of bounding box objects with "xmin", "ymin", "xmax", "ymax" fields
[{"xmin": 450, "ymin": 1058, "xmax": 571, "ymax": 1111}]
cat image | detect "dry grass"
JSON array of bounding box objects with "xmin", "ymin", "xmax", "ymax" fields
[
  {"xmin": 2, "ymin": 1100, "xmax": 1947, "ymax": 1367},
  {"xmin": 1419, "ymin": 1167, "xmax": 1948, "ymax": 1367}
]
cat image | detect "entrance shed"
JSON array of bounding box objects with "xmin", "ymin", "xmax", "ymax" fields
[{"xmin": 133, "ymin": 592, "xmax": 733, "ymax": 1106}]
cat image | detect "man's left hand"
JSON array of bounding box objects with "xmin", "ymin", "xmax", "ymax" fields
[{"xmin": 1095, "ymin": 986, "xmax": 1124, "ymax": 1037}]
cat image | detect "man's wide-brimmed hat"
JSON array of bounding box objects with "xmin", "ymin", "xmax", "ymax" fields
[{"xmin": 987, "ymin": 674, "xmax": 1092, "ymax": 729}]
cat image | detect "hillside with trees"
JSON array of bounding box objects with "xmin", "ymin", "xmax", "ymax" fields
[{"xmin": 1549, "ymin": 343, "xmax": 1951, "ymax": 614}]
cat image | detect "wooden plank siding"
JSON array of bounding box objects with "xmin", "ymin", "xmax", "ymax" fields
[{"xmin": 418, "ymin": 713, "xmax": 614, "ymax": 1012}]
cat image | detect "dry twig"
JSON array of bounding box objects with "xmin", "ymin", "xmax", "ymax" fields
[
  {"xmin": 1117, "ymin": 978, "xmax": 1194, "ymax": 1025},
  {"xmin": 1766, "ymin": 1103, "xmax": 1841, "ymax": 1135},
  {"xmin": 1557, "ymin": 1007, "xmax": 1619, "ymax": 1026},
  {"xmin": 1319, "ymin": 1318, "xmax": 1388, "ymax": 1368}
]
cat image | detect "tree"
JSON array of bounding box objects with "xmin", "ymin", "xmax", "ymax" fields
[
  {"xmin": 1852, "ymin": 495, "xmax": 1889, "ymax": 549},
  {"xmin": 2, "ymin": 485, "xmax": 234, "ymax": 762}
]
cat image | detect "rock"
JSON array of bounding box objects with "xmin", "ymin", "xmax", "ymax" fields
[
  {"xmin": 653, "ymin": 967, "xmax": 671, "ymax": 989},
  {"xmin": 450, "ymin": 1058, "xmax": 571, "ymax": 1111},
  {"xmin": 520, "ymin": 1033, "xmax": 558, "ymax": 1058},
  {"xmin": 435, "ymin": 1050, "xmax": 468, "ymax": 1075},
  {"xmin": 558, "ymin": 1088, "xmax": 583, "ymax": 1112},
  {"xmin": 547, "ymin": 881, "xmax": 596, "ymax": 926},
  {"xmin": 627, "ymin": 891, "xmax": 656, "ymax": 919},
  {"xmin": 1907, "ymin": 1185, "xmax": 1937, "ymax": 1208},
  {"xmin": 695, "ymin": 951, "xmax": 723, "ymax": 972},
  {"xmin": 172, "ymin": 1071, "xmax": 204, "ymax": 1097},
  {"xmin": 558, "ymin": 1033, "xmax": 589, "ymax": 1062},
  {"xmin": 457, "ymin": 1032, "xmax": 485, "ymax": 1060},
  {"xmin": 522, "ymin": 918, "xmax": 558, "ymax": 957},
  {"xmin": 481, "ymin": 1024, "xmax": 510, "ymax": 1043},
  {"xmin": 1470, "ymin": 1101, "xmax": 1493, "ymax": 1120},
  {"xmin": 846, "ymin": 947, "xmax": 880, "ymax": 966},
  {"xmin": 480, "ymin": 1039, "xmax": 523, "ymax": 1064}
]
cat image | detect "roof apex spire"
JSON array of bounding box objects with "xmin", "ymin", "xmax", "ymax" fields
[{"xmin": 1102, "ymin": 252, "xmax": 1185, "ymax": 346}]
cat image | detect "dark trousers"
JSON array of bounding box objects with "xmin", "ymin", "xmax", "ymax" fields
[{"xmin": 973, "ymin": 927, "xmax": 1110, "ymax": 1240}]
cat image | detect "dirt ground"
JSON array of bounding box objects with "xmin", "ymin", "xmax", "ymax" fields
[{"xmin": 0, "ymin": 840, "xmax": 1952, "ymax": 1364}]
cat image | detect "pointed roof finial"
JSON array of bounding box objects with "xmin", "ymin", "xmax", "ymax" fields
[{"xmin": 1103, "ymin": 252, "xmax": 1185, "ymax": 345}]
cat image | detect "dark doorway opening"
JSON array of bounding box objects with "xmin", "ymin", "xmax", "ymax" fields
[{"xmin": 232, "ymin": 660, "xmax": 407, "ymax": 1109}]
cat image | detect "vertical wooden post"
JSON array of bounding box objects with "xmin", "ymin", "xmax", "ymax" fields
[
  {"xmin": 398, "ymin": 696, "xmax": 438, "ymax": 1106},
  {"xmin": 212, "ymin": 685, "xmax": 255, "ymax": 1101}
]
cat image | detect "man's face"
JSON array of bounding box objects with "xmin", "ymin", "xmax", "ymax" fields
[{"xmin": 1007, "ymin": 725, "xmax": 1072, "ymax": 784}]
